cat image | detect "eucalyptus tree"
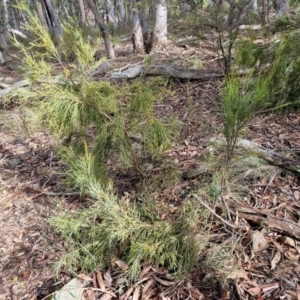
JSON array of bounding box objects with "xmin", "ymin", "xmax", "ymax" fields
[
  {"xmin": 131, "ymin": 0, "xmax": 144, "ymax": 53},
  {"xmin": 105, "ymin": 0, "xmax": 118, "ymax": 23},
  {"xmin": 40, "ymin": 0, "xmax": 63, "ymax": 40},
  {"xmin": 0, "ymin": 0, "xmax": 9, "ymax": 51},
  {"xmin": 116, "ymin": 0, "xmax": 126, "ymax": 25},
  {"xmin": 86, "ymin": 0, "xmax": 115, "ymax": 58},
  {"xmin": 140, "ymin": 8, "xmax": 150, "ymax": 52},
  {"xmin": 152, "ymin": 0, "xmax": 167, "ymax": 50},
  {"xmin": 274, "ymin": 0, "xmax": 289, "ymax": 16},
  {"xmin": 78, "ymin": 0, "xmax": 87, "ymax": 26}
]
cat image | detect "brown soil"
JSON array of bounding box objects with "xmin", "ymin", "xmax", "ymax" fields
[{"xmin": 0, "ymin": 37, "xmax": 300, "ymax": 300}]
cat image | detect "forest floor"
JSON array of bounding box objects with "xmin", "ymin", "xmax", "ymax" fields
[{"xmin": 0, "ymin": 34, "xmax": 300, "ymax": 300}]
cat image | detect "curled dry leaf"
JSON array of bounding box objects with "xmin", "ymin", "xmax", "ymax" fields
[
  {"xmin": 77, "ymin": 273, "xmax": 93, "ymax": 282},
  {"xmin": 153, "ymin": 275, "xmax": 176, "ymax": 286},
  {"xmin": 120, "ymin": 286, "xmax": 134, "ymax": 300},
  {"xmin": 142, "ymin": 279, "xmax": 155, "ymax": 294},
  {"xmin": 248, "ymin": 282, "xmax": 279, "ymax": 297},
  {"xmin": 284, "ymin": 250, "xmax": 299, "ymax": 261},
  {"xmin": 96, "ymin": 272, "xmax": 106, "ymax": 291},
  {"xmin": 114, "ymin": 260, "xmax": 129, "ymax": 271},
  {"xmin": 139, "ymin": 266, "xmax": 152, "ymax": 279},
  {"xmin": 132, "ymin": 286, "xmax": 140, "ymax": 300},
  {"xmin": 252, "ymin": 231, "xmax": 268, "ymax": 252},
  {"xmin": 271, "ymin": 251, "xmax": 281, "ymax": 270},
  {"xmin": 279, "ymin": 236, "xmax": 296, "ymax": 248}
]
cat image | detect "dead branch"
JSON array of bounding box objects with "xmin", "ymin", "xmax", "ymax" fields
[
  {"xmin": 0, "ymin": 63, "xmax": 224, "ymax": 100},
  {"xmin": 231, "ymin": 204, "xmax": 300, "ymax": 240},
  {"xmin": 0, "ymin": 79, "xmax": 30, "ymax": 98},
  {"xmin": 110, "ymin": 64, "xmax": 224, "ymax": 80},
  {"xmin": 193, "ymin": 194, "xmax": 237, "ymax": 229},
  {"xmin": 211, "ymin": 137, "xmax": 300, "ymax": 174}
]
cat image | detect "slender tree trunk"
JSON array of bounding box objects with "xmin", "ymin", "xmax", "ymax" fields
[
  {"xmin": 250, "ymin": 0, "xmax": 258, "ymax": 11},
  {"xmin": 105, "ymin": 0, "xmax": 117, "ymax": 24},
  {"xmin": 274, "ymin": 0, "xmax": 289, "ymax": 16},
  {"xmin": 152, "ymin": 0, "xmax": 167, "ymax": 50},
  {"xmin": 130, "ymin": 0, "xmax": 144, "ymax": 53},
  {"xmin": 116, "ymin": 0, "xmax": 126, "ymax": 25},
  {"xmin": 86, "ymin": 0, "xmax": 115, "ymax": 59},
  {"xmin": 0, "ymin": 51, "xmax": 4, "ymax": 64},
  {"xmin": 39, "ymin": 0, "xmax": 51, "ymax": 30},
  {"xmin": 262, "ymin": 0, "xmax": 269, "ymax": 23},
  {"xmin": 41, "ymin": 0, "xmax": 63, "ymax": 40},
  {"xmin": 78, "ymin": 0, "xmax": 87, "ymax": 26},
  {"xmin": 140, "ymin": 9, "xmax": 150, "ymax": 53},
  {"xmin": 0, "ymin": 0, "xmax": 9, "ymax": 50}
]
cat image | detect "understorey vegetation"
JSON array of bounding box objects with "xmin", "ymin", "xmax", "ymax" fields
[{"xmin": 2, "ymin": 0, "xmax": 300, "ymax": 293}]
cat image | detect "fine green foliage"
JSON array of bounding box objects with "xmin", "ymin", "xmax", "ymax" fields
[
  {"xmin": 51, "ymin": 178, "xmax": 201, "ymax": 280},
  {"xmin": 221, "ymin": 74, "xmax": 268, "ymax": 158},
  {"xmin": 7, "ymin": 4, "xmax": 176, "ymax": 185},
  {"xmin": 235, "ymin": 31, "xmax": 300, "ymax": 111}
]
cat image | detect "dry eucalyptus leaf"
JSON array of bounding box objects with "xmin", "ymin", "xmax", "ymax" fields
[
  {"xmin": 53, "ymin": 278, "xmax": 84, "ymax": 300},
  {"xmin": 153, "ymin": 275, "xmax": 175, "ymax": 286},
  {"xmin": 96, "ymin": 272, "xmax": 105, "ymax": 291},
  {"xmin": 252, "ymin": 231, "xmax": 268, "ymax": 252},
  {"xmin": 132, "ymin": 286, "xmax": 140, "ymax": 300},
  {"xmin": 284, "ymin": 250, "xmax": 299, "ymax": 261},
  {"xmin": 114, "ymin": 260, "xmax": 129, "ymax": 271},
  {"xmin": 271, "ymin": 251, "xmax": 281, "ymax": 270},
  {"xmin": 77, "ymin": 273, "xmax": 93, "ymax": 282}
]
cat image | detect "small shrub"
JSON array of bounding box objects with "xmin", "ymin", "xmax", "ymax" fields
[{"xmin": 51, "ymin": 179, "xmax": 201, "ymax": 280}]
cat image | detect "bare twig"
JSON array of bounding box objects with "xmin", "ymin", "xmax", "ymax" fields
[{"xmin": 193, "ymin": 194, "xmax": 237, "ymax": 229}]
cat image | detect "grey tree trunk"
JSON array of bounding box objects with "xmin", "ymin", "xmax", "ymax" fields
[
  {"xmin": 116, "ymin": 0, "xmax": 126, "ymax": 25},
  {"xmin": 262, "ymin": 0, "xmax": 269, "ymax": 23},
  {"xmin": 131, "ymin": 0, "xmax": 144, "ymax": 53},
  {"xmin": 140, "ymin": 9, "xmax": 150, "ymax": 53},
  {"xmin": 78, "ymin": 0, "xmax": 87, "ymax": 26},
  {"xmin": 105, "ymin": 0, "xmax": 117, "ymax": 24},
  {"xmin": 0, "ymin": 51, "xmax": 4, "ymax": 64},
  {"xmin": 274, "ymin": 0, "xmax": 289, "ymax": 16},
  {"xmin": 152, "ymin": 0, "xmax": 167, "ymax": 50},
  {"xmin": 250, "ymin": 0, "xmax": 258, "ymax": 11},
  {"xmin": 86, "ymin": 0, "xmax": 115, "ymax": 59},
  {"xmin": 0, "ymin": 0, "xmax": 8, "ymax": 51},
  {"xmin": 41, "ymin": 0, "xmax": 63, "ymax": 40}
]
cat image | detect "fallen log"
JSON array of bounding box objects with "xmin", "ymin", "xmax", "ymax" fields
[
  {"xmin": 231, "ymin": 204, "xmax": 300, "ymax": 240},
  {"xmin": 0, "ymin": 79, "xmax": 30, "ymax": 99},
  {"xmin": 111, "ymin": 64, "xmax": 224, "ymax": 80},
  {"xmin": 0, "ymin": 63, "xmax": 224, "ymax": 99},
  {"xmin": 210, "ymin": 137, "xmax": 300, "ymax": 174}
]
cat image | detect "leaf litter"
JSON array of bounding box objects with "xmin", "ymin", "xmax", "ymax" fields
[{"xmin": 0, "ymin": 41, "xmax": 300, "ymax": 300}]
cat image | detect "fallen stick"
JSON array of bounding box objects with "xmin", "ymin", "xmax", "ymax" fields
[
  {"xmin": 231, "ymin": 204, "xmax": 300, "ymax": 240},
  {"xmin": 111, "ymin": 64, "xmax": 224, "ymax": 81},
  {"xmin": 211, "ymin": 137, "xmax": 300, "ymax": 174},
  {"xmin": 193, "ymin": 194, "xmax": 237, "ymax": 229},
  {"xmin": 0, "ymin": 79, "xmax": 30, "ymax": 98}
]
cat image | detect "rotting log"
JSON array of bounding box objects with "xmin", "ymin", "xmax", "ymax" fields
[
  {"xmin": 0, "ymin": 79, "xmax": 30, "ymax": 99},
  {"xmin": 110, "ymin": 64, "xmax": 224, "ymax": 80},
  {"xmin": 236, "ymin": 139, "xmax": 300, "ymax": 174},
  {"xmin": 230, "ymin": 204, "xmax": 300, "ymax": 240},
  {"xmin": 210, "ymin": 137, "xmax": 300, "ymax": 174},
  {"xmin": 0, "ymin": 63, "xmax": 224, "ymax": 99},
  {"xmin": 184, "ymin": 138, "xmax": 300, "ymax": 180}
]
